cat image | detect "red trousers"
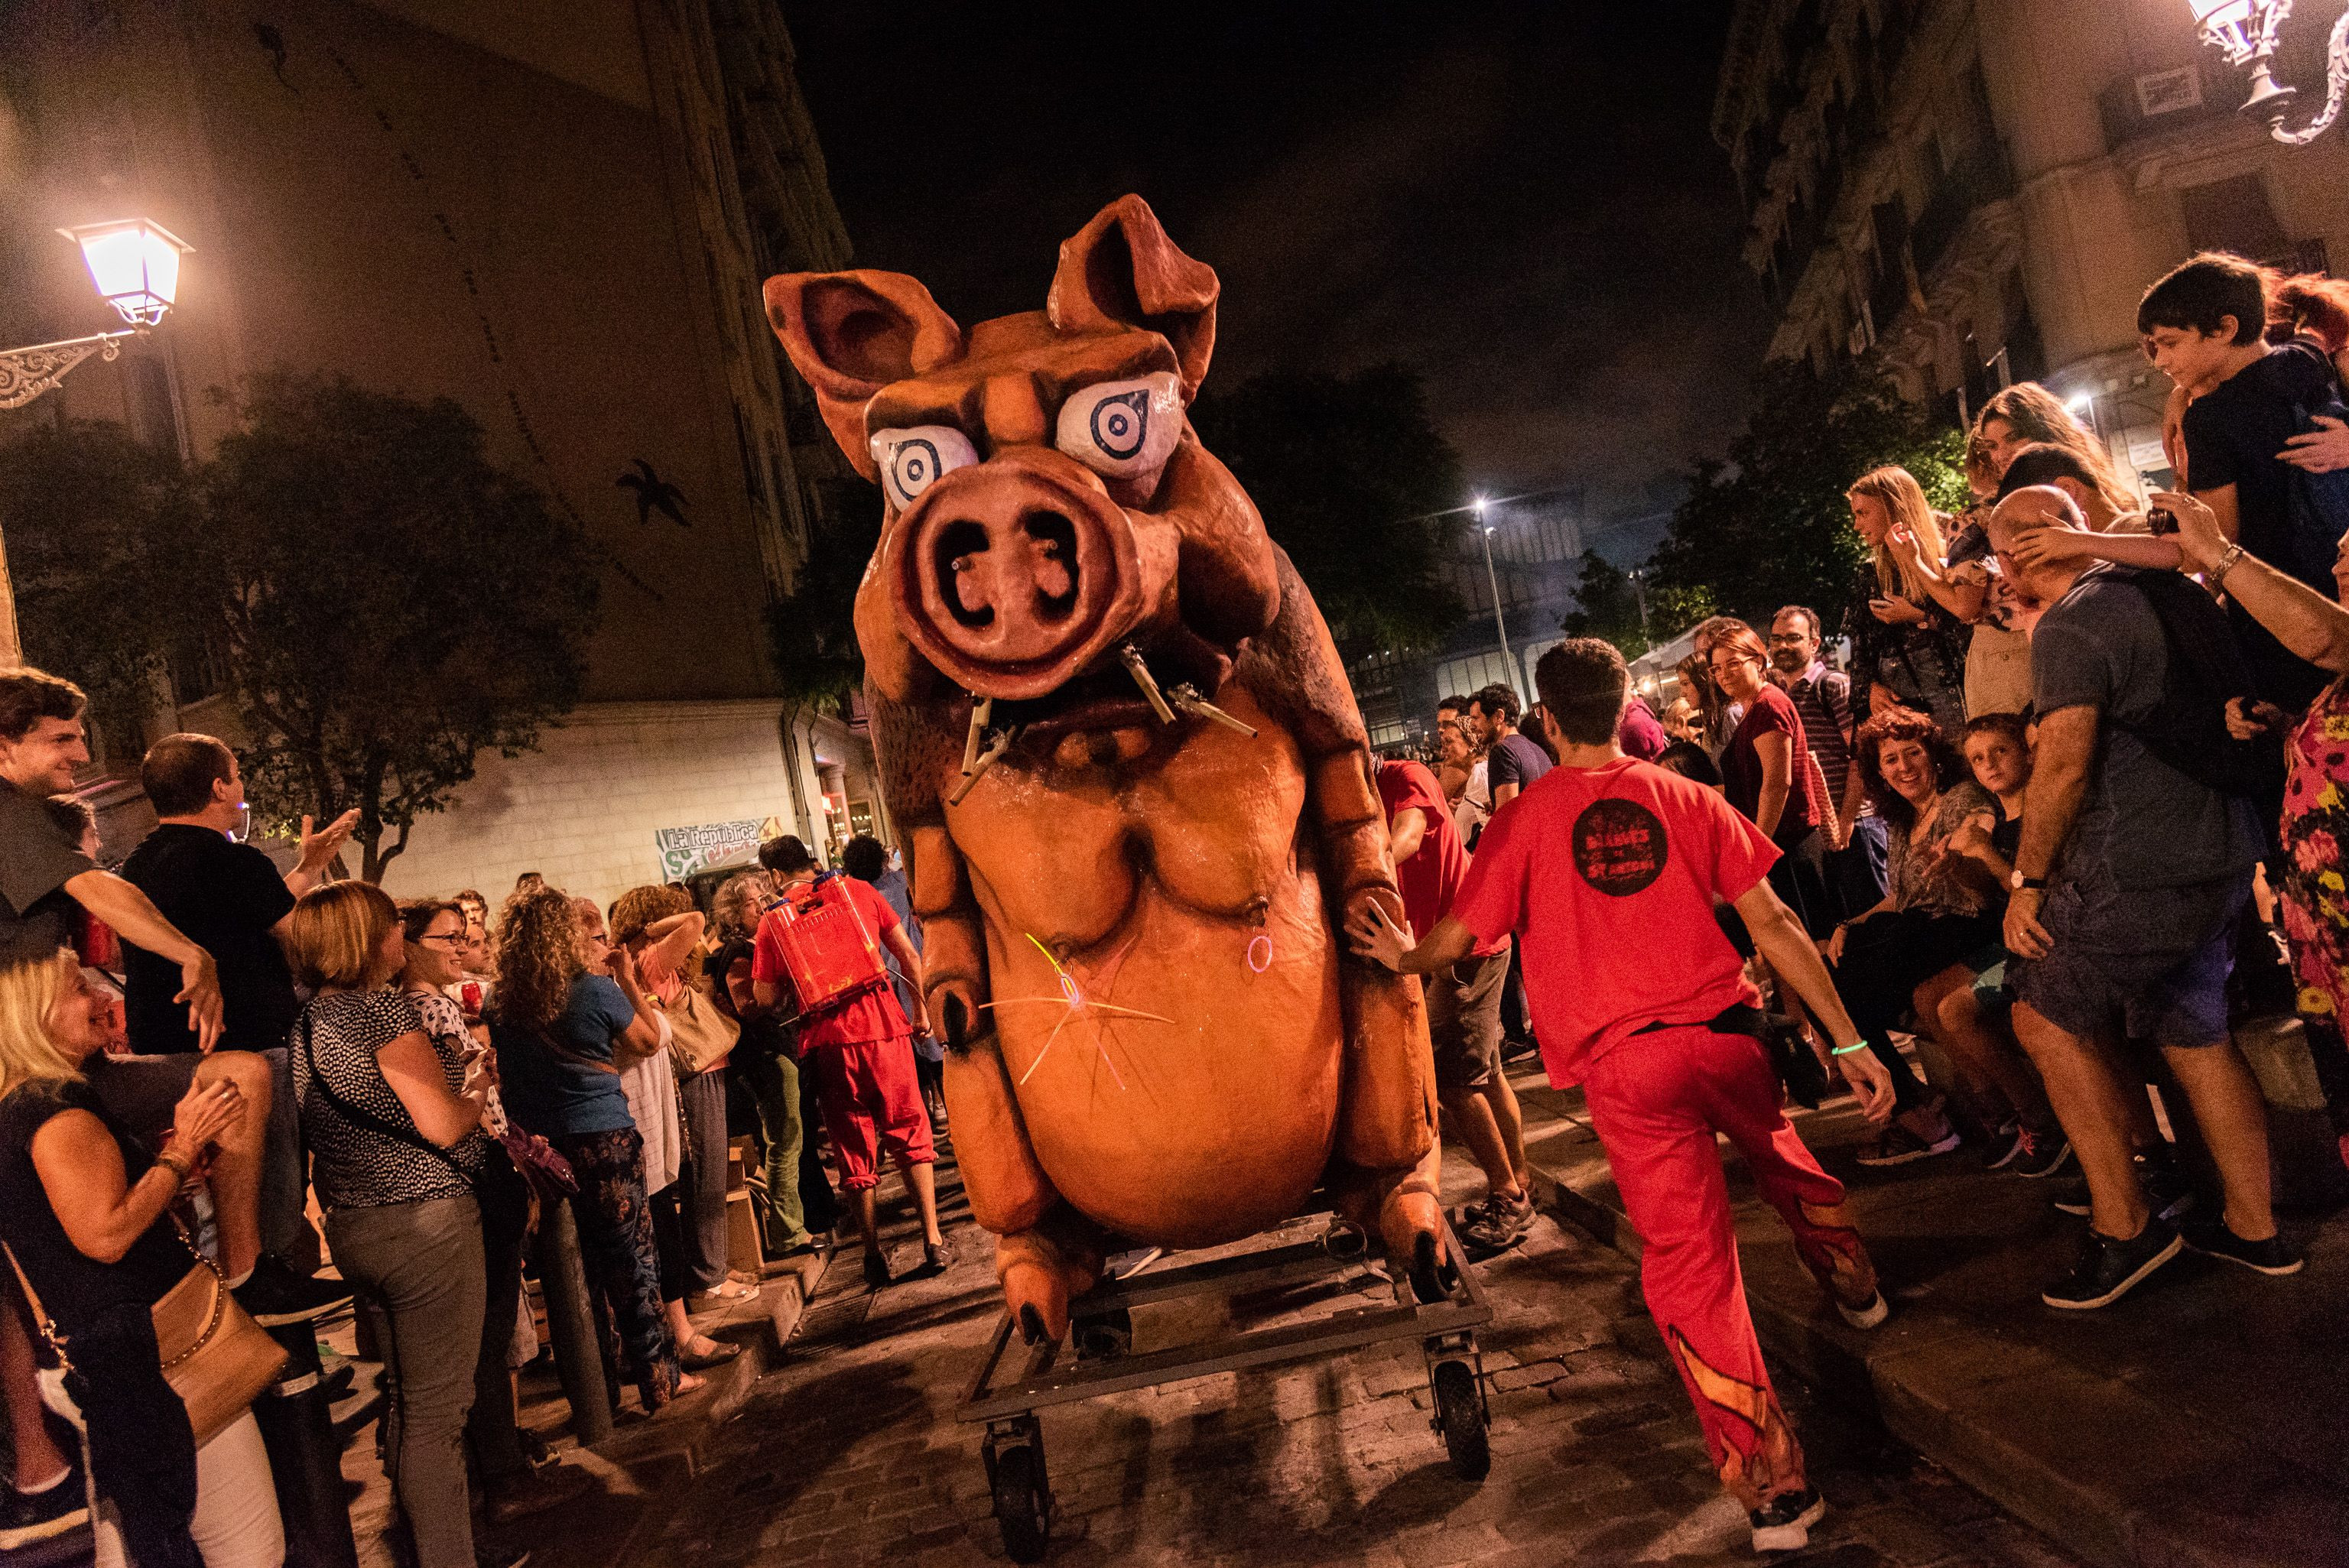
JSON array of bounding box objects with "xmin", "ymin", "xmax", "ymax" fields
[
  {"xmin": 810, "ymin": 1034, "xmax": 936, "ymax": 1192},
  {"xmin": 1582, "ymin": 1025, "xmax": 1878, "ymax": 1511}
]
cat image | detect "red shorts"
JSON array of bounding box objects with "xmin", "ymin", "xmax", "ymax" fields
[{"xmin": 810, "ymin": 1034, "xmax": 935, "ymax": 1191}]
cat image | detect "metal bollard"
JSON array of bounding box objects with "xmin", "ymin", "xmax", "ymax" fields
[
  {"xmin": 252, "ymin": 1322, "xmax": 358, "ymax": 1568},
  {"xmin": 531, "ymin": 1194, "xmax": 612, "ymax": 1446}
]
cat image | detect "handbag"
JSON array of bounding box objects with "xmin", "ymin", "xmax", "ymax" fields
[
  {"xmin": 4, "ymin": 1225, "xmax": 286, "ymax": 1446},
  {"xmin": 663, "ymin": 980, "xmax": 739, "ymax": 1077}
]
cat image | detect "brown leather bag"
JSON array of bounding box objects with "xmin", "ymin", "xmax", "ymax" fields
[{"xmin": 6, "ymin": 1226, "xmax": 288, "ymax": 1446}]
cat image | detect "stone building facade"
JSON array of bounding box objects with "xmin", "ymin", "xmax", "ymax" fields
[
  {"xmin": 1714, "ymin": 0, "xmax": 2349, "ymax": 489},
  {"xmin": 0, "ymin": 0, "xmax": 884, "ymax": 907}
]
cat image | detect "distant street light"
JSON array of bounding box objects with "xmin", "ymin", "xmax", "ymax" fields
[
  {"xmin": 1473, "ymin": 495, "xmax": 1523, "ymax": 702},
  {"xmin": 0, "ymin": 219, "xmax": 193, "ymax": 411},
  {"xmin": 2188, "ymin": 0, "xmax": 2349, "ymax": 144}
]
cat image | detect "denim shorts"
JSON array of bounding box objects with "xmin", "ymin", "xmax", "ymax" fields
[{"xmin": 2009, "ymin": 864, "xmax": 2250, "ymax": 1049}]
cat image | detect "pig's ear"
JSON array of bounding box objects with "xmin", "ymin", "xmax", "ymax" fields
[
  {"xmin": 764, "ymin": 271, "xmax": 963, "ymax": 479},
  {"xmin": 1048, "ymin": 195, "xmax": 1218, "ymax": 401}
]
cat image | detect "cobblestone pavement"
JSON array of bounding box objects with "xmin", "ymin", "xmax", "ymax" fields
[{"xmin": 631, "ymin": 1146, "xmax": 2081, "ymax": 1568}]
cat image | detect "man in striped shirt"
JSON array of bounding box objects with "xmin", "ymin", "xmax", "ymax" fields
[{"xmin": 1767, "ymin": 606, "xmax": 1886, "ymax": 921}]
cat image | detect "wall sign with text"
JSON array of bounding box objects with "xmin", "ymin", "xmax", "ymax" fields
[{"xmin": 655, "ymin": 816, "xmax": 785, "ymax": 881}]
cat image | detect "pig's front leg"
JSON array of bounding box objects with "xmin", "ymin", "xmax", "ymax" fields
[
  {"xmin": 1240, "ymin": 552, "xmax": 1444, "ymax": 1285},
  {"xmin": 1243, "ymin": 550, "xmax": 1406, "ymax": 927}
]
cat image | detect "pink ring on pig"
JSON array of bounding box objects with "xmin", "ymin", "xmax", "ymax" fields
[{"xmin": 1246, "ymin": 935, "xmax": 1272, "ymax": 974}]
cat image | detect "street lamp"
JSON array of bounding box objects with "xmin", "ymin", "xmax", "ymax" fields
[
  {"xmin": 2188, "ymin": 0, "xmax": 2349, "ymax": 145},
  {"xmin": 0, "ymin": 219, "xmax": 193, "ymax": 410},
  {"xmin": 1473, "ymin": 495, "xmax": 1523, "ymax": 702}
]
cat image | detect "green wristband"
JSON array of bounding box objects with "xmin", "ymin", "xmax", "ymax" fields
[{"xmin": 1831, "ymin": 1043, "xmax": 1870, "ymax": 1057}]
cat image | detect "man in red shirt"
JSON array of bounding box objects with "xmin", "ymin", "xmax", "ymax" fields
[
  {"xmin": 1376, "ymin": 758, "xmax": 1529, "ymax": 1254},
  {"xmin": 752, "ymin": 836, "xmax": 947, "ymax": 1287},
  {"xmin": 1351, "ymin": 639, "xmax": 1896, "ymax": 1555}
]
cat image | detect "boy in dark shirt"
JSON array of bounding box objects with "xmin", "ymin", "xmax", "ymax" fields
[{"xmin": 2143, "ymin": 252, "xmax": 2349, "ymax": 713}]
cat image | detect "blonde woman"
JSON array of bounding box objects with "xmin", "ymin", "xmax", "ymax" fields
[
  {"xmin": 0, "ymin": 951, "xmax": 281, "ymax": 1568},
  {"xmin": 1843, "ymin": 466, "xmax": 1968, "ymax": 737},
  {"xmin": 285, "ymin": 884, "xmax": 505, "ymax": 1568}
]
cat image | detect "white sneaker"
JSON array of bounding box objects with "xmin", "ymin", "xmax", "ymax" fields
[{"xmin": 1749, "ymin": 1488, "xmax": 1826, "ymax": 1553}]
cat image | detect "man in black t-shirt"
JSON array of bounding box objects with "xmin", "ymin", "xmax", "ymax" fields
[
  {"xmin": 1468, "ymin": 682, "xmax": 1551, "ymax": 810},
  {"xmin": 2143, "ymin": 252, "xmax": 2349, "ymax": 713},
  {"xmin": 119, "ymin": 734, "xmax": 353, "ymax": 1056}
]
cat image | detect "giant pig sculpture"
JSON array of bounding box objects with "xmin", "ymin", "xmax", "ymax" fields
[{"xmin": 764, "ymin": 195, "xmax": 1445, "ymax": 1343}]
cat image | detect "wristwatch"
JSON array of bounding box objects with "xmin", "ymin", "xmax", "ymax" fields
[{"xmin": 2009, "ymin": 869, "xmax": 2048, "ymax": 892}]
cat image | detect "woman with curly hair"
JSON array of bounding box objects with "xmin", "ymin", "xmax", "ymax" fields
[
  {"xmin": 486, "ymin": 888, "xmax": 693, "ymax": 1411},
  {"xmin": 1826, "ymin": 711, "xmax": 2005, "ymax": 1167}
]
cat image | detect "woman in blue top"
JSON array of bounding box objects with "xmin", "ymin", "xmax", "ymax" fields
[{"xmin": 487, "ymin": 888, "xmax": 692, "ymax": 1409}]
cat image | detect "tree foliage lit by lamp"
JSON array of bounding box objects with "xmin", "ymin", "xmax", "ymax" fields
[
  {"xmin": 0, "ymin": 219, "xmax": 193, "ymax": 410},
  {"xmin": 2190, "ymin": 0, "xmax": 2349, "ymax": 144}
]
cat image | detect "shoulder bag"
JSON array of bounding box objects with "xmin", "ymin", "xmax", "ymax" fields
[
  {"xmin": 663, "ymin": 979, "xmax": 739, "ymax": 1077},
  {"xmin": 3, "ymin": 1224, "xmax": 286, "ymax": 1446},
  {"xmin": 305, "ymin": 1014, "xmax": 577, "ymax": 1202}
]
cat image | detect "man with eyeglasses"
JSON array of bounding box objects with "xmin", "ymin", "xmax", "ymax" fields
[{"xmin": 1766, "ymin": 606, "xmax": 1883, "ymax": 920}]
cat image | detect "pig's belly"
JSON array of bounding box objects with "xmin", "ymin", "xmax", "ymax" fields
[
  {"xmin": 953, "ymin": 695, "xmax": 1338, "ymax": 1245},
  {"xmin": 981, "ymin": 874, "xmax": 1342, "ymax": 1247}
]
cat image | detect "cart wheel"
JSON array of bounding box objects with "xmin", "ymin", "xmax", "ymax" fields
[
  {"xmin": 1073, "ymin": 1306, "xmax": 1133, "ymax": 1362},
  {"xmin": 1431, "ymin": 1360, "xmax": 1490, "ymax": 1482},
  {"xmin": 993, "ymin": 1442, "xmax": 1051, "ymax": 1562}
]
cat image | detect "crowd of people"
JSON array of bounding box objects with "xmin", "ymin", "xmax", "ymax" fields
[
  {"xmin": 5, "ymin": 244, "xmax": 2349, "ymax": 1566},
  {"xmin": 1354, "ymin": 248, "xmax": 2349, "ymax": 1550},
  {"xmin": 0, "ymin": 699, "xmax": 947, "ymax": 1568}
]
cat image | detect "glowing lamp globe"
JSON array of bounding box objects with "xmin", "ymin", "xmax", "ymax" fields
[
  {"xmin": 58, "ymin": 219, "xmax": 193, "ymax": 327},
  {"xmin": 2187, "ymin": 0, "xmax": 2255, "ymax": 25}
]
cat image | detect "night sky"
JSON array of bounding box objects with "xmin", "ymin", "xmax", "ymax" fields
[{"xmin": 787, "ymin": 2, "xmax": 1772, "ymax": 507}]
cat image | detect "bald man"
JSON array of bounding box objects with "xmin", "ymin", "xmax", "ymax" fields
[{"xmin": 1983, "ymin": 489, "xmax": 2297, "ymax": 1308}]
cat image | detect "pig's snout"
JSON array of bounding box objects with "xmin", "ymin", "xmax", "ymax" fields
[{"xmin": 885, "ymin": 452, "xmax": 1171, "ymax": 701}]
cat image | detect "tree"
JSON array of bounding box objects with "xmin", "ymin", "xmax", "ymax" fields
[
  {"xmin": 1648, "ymin": 362, "xmax": 1967, "ymax": 640},
  {"xmin": 0, "ymin": 421, "xmax": 197, "ymax": 735},
  {"xmin": 2, "ymin": 384, "xmax": 602, "ymax": 881},
  {"xmin": 1558, "ymin": 550, "xmax": 1649, "ymax": 658},
  {"xmin": 1190, "ymin": 364, "xmax": 1464, "ymax": 661},
  {"xmin": 187, "ymin": 375, "xmax": 602, "ymax": 881}
]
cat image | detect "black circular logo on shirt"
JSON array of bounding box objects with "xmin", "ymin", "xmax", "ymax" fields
[{"xmin": 1572, "ymin": 798, "xmax": 1668, "ymax": 897}]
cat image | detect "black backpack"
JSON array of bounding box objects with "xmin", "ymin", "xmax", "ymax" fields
[{"xmin": 2103, "ymin": 567, "xmax": 2279, "ymax": 801}]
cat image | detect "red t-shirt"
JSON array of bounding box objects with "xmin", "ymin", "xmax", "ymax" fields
[
  {"xmin": 1376, "ymin": 761, "xmax": 1507, "ymax": 958},
  {"xmin": 1449, "ymin": 756, "xmax": 1779, "ymax": 1086},
  {"xmin": 1718, "ymin": 683, "xmax": 1824, "ymax": 849},
  {"xmin": 751, "ymin": 876, "xmax": 910, "ymax": 1049}
]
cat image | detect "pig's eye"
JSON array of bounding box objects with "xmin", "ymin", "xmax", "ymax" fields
[
  {"xmin": 1055, "ymin": 373, "xmax": 1183, "ymax": 481},
  {"xmin": 869, "ymin": 426, "xmax": 980, "ymax": 510}
]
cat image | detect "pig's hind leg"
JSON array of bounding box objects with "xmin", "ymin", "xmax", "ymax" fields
[{"xmin": 1239, "ymin": 550, "xmax": 1448, "ymax": 1297}]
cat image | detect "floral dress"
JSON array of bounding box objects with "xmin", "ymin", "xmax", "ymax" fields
[{"xmin": 2278, "ymin": 679, "xmax": 2349, "ymax": 1136}]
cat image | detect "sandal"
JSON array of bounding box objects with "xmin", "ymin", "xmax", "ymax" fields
[{"xmin": 687, "ymin": 1279, "xmax": 759, "ymax": 1310}]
